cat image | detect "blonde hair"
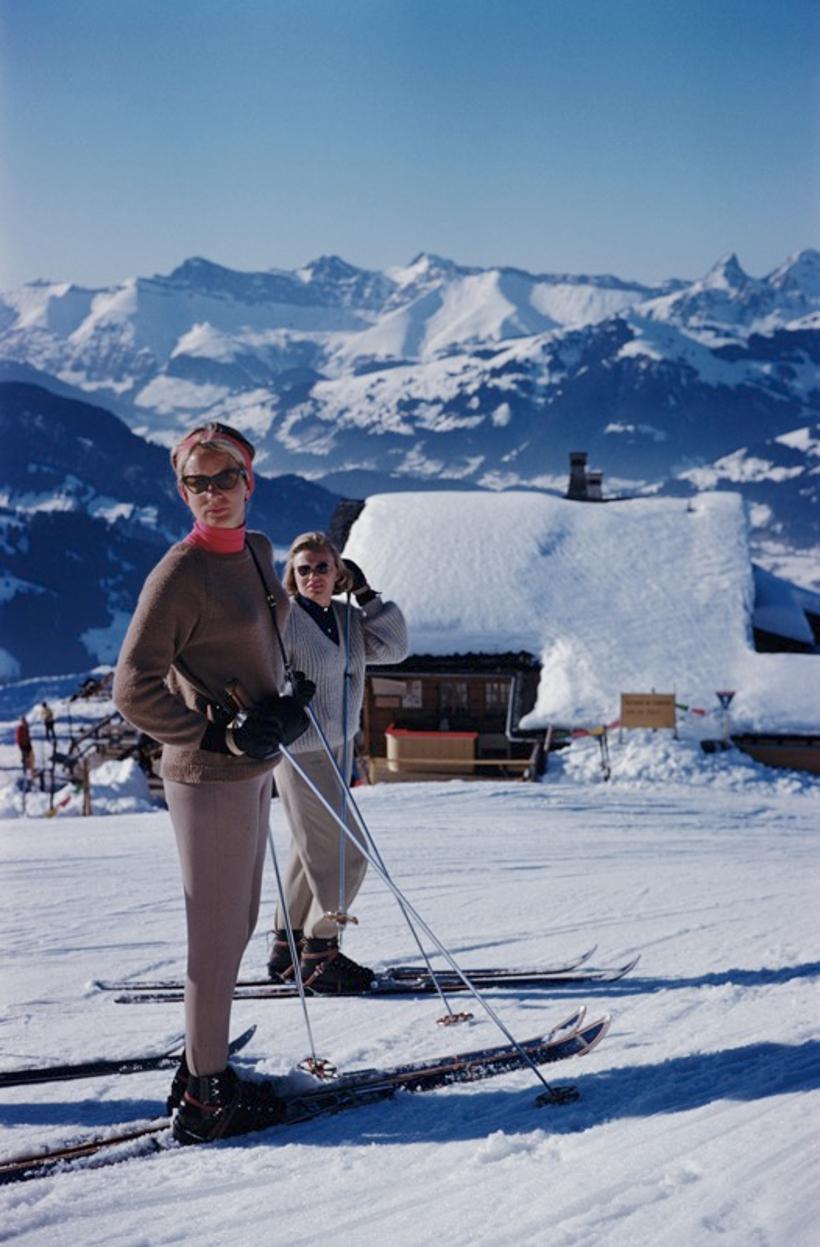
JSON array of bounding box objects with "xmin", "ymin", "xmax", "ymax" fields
[{"xmin": 284, "ymin": 531, "xmax": 353, "ymax": 596}]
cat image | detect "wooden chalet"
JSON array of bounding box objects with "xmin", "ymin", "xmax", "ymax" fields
[
  {"xmin": 330, "ymin": 470, "xmax": 819, "ymax": 782},
  {"xmin": 361, "ymin": 650, "xmax": 548, "ymax": 782}
]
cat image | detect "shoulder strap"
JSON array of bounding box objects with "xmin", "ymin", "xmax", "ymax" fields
[{"xmin": 246, "ymin": 537, "xmax": 292, "ymax": 676}]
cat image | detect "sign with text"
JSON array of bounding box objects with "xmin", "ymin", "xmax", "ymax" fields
[
  {"xmin": 620, "ymin": 692, "xmax": 677, "ymax": 730},
  {"xmin": 371, "ymin": 677, "xmax": 423, "ymax": 709}
]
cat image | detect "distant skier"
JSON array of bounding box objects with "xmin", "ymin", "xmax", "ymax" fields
[
  {"xmin": 41, "ymin": 701, "xmax": 56, "ymax": 743},
  {"xmin": 15, "ymin": 715, "xmax": 35, "ymax": 777}
]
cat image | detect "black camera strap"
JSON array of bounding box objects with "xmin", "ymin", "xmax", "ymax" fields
[{"xmin": 246, "ymin": 536, "xmax": 293, "ymax": 680}]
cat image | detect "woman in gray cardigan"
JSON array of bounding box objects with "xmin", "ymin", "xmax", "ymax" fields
[{"xmin": 269, "ymin": 531, "xmax": 409, "ymax": 992}]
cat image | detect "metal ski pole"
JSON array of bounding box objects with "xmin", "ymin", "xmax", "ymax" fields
[
  {"xmin": 279, "ymin": 744, "xmax": 577, "ymax": 1104},
  {"xmin": 265, "ymin": 827, "xmax": 334, "ymax": 1079},
  {"xmin": 304, "ymin": 704, "xmax": 472, "ymax": 1026},
  {"xmin": 336, "ymin": 592, "xmax": 352, "ymax": 946}
]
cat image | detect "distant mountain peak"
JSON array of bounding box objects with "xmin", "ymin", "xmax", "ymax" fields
[
  {"xmin": 299, "ymin": 254, "xmax": 365, "ymax": 281},
  {"xmin": 405, "ymin": 252, "xmax": 467, "ymax": 277},
  {"xmin": 700, "ymin": 252, "xmax": 751, "ymax": 291},
  {"xmin": 408, "ymin": 251, "xmax": 454, "ymax": 266},
  {"xmin": 767, "ymin": 248, "xmax": 820, "ymax": 297},
  {"xmin": 165, "ymin": 256, "xmax": 230, "ymax": 282}
]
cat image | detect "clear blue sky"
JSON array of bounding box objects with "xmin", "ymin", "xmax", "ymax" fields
[{"xmin": 1, "ymin": 0, "xmax": 817, "ymax": 288}]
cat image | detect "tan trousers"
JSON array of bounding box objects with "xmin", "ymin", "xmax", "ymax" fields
[
  {"xmin": 165, "ymin": 772, "xmax": 273, "ymax": 1075},
  {"xmin": 274, "ymin": 746, "xmax": 368, "ymax": 939}
]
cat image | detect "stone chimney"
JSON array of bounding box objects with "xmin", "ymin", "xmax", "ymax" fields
[{"xmin": 566, "ymin": 451, "xmax": 588, "ymax": 500}]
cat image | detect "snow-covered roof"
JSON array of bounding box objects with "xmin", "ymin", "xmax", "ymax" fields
[
  {"xmin": 752, "ymin": 565, "xmax": 816, "ymax": 645},
  {"xmin": 343, "ymin": 490, "xmax": 819, "ymax": 732}
]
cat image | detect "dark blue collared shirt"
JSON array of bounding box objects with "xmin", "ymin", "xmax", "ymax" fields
[{"xmin": 295, "ymin": 593, "xmax": 340, "ymax": 645}]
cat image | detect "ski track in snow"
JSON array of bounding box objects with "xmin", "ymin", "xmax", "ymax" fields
[{"xmin": 0, "ymin": 776, "xmax": 818, "ymax": 1247}]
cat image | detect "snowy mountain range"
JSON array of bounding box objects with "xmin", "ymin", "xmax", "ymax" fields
[
  {"xmin": 1, "ymin": 247, "xmax": 819, "ymax": 677},
  {"xmin": 0, "ymin": 248, "xmax": 816, "ymax": 488},
  {"xmin": 1, "ymin": 251, "xmax": 817, "ymax": 480}
]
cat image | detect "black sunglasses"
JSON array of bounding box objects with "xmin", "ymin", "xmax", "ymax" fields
[
  {"xmin": 295, "ymin": 561, "xmax": 333, "ymax": 577},
  {"xmin": 181, "ymin": 468, "xmax": 247, "ymax": 494}
]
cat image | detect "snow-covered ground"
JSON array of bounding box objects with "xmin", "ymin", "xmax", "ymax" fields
[{"xmin": 1, "ymin": 740, "xmax": 818, "ymax": 1246}]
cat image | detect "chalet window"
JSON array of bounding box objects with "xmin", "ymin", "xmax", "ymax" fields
[
  {"xmin": 484, "ymin": 680, "xmax": 510, "ymax": 713},
  {"xmin": 401, "ymin": 679, "xmax": 423, "ymax": 709},
  {"xmin": 438, "ymin": 681, "xmax": 469, "ymax": 716}
]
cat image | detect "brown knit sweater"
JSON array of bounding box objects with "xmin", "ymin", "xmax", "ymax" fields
[{"xmin": 113, "ymin": 532, "xmax": 290, "ymax": 783}]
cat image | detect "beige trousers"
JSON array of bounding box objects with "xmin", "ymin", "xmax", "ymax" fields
[
  {"xmin": 274, "ymin": 746, "xmax": 368, "ymax": 939},
  {"xmin": 165, "ymin": 771, "xmax": 273, "ymax": 1075}
]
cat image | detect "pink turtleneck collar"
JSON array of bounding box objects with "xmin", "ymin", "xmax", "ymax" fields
[{"xmin": 184, "ymin": 519, "xmax": 247, "ymax": 554}]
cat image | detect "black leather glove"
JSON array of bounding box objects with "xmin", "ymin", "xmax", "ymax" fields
[
  {"xmin": 200, "ymin": 696, "xmax": 310, "ymax": 760},
  {"xmin": 342, "ymin": 558, "xmax": 368, "ymax": 594},
  {"xmin": 342, "ymin": 557, "xmax": 377, "ymax": 604},
  {"xmin": 229, "ymin": 709, "xmax": 283, "ymax": 759},
  {"xmin": 289, "ymin": 670, "xmax": 316, "ymax": 707}
]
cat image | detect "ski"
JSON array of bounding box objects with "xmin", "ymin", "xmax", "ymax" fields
[
  {"xmin": 365, "ymin": 952, "xmax": 638, "ymax": 986},
  {"xmin": 382, "ymin": 948, "xmax": 599, "ymax": 980},
  {"xmin": 388, "ymin": 952, "xmax": 639, "ymax": 985},
  {"xmin": 0, "ymin": 1026, "xmax": 256, "ymax": 1091},
  {"xmin": 92, "ymin": 945, "xmax": 600, "ymax": 994},
  {"xmin": 111, "ymin": 956, "xmax": 639, "ymax": 1003},
  {"xmin": 0, "ymin": 1012, "xmax": 609, "ymax": 1185},
  {"xmin": 95, "ymin": 947, "xmax": 636, "ymax": 995}
]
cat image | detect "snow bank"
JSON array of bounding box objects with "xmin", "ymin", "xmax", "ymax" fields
[
  {"xmin": 550, "ymin": 731, "xmax": 816, "ymax": 795},
  {"xmin": 343, "ymin": 490, "xmax": 819, "ymax": 732},
  {"xmin": 0, "ymin": 757, "xmax": 154, "ymax": 819}
]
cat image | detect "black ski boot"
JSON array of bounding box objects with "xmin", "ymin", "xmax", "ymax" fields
[
  {"xmin": 166, "ymin": 1052, "xmax": 190, "ymax": 1113},
  {"xmin": 300, "ymin": 936, "xmax": 374, "ymax": 994},
  {"xmin": 172, "ymin": 1065, "xmax": 287, "ymax": 1145},
  {"xmin": 267, "ymin": 927, "xmax": 303, "ymax": 982}
]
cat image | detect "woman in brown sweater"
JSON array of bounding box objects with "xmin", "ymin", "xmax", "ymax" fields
[{"xmin": 113, "ymin": 421, "xmax": 312, "ymax": 1145}]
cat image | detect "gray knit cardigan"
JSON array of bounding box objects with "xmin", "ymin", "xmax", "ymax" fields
[{"xmin": 285, "ymin": 595, "xmax": 408, "ymax": 753}]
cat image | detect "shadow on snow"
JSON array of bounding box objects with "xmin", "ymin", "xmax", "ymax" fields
[
  {"xmin": 3, "ymin": 1037, "xmax": 819, "ymax": 1147},
  {"xmin": 539, "ymin": 960, "xmax": 820, "ymax": 998}
]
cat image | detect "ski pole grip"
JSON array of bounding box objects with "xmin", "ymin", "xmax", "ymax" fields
[{"xmin": 225, "ymin": 679, "xmax": 253, "ymax": 712}]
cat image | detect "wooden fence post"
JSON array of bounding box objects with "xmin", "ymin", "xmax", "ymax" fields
[{"xmin": 82, "ymin": 761, "xmax": 92, "ymax": 816}]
